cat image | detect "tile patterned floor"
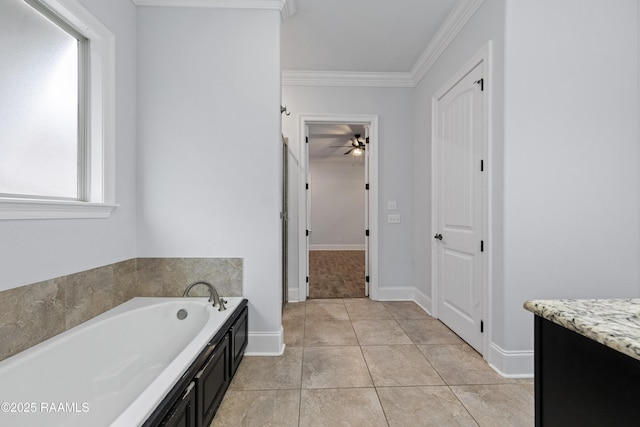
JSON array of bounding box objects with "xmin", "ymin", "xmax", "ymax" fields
[
  {"xmin": 308, "ymin": 251, "xmax": 365, "ymax": 299},
  {"xmin": 212, "ymin": 299, "xmax": 534, "ymax": 426}
]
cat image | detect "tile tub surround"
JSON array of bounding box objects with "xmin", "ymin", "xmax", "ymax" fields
[
  {"xmin": 523, "ymin": 298, "xmax": 640, "ymax": 362},
  {"xmin": 0, "ymin": 258, "xmax": 242, "ymax": 362}
]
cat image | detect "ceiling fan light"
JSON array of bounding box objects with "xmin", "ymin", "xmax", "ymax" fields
[{"xmin": 353, "ymin": 148, "xmax": 363, "ymax": 156}]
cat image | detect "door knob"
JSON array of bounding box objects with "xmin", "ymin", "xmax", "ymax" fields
[{"xmin": 434, "ymin": 233, "xmax": 443, "ymax": 240}]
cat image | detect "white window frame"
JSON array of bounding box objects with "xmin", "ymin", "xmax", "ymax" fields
[{"xmin": 0, "ymin": 0, "xmax": 116, "ymax": 220}]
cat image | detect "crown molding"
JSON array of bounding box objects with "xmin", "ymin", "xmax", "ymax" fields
[
  {"xmin": 410, "ymin": 0, "xmax": 485, "ymax": 85},
  {"xmin": 132, "ymin": 0, "xmax": 296, "ymax": 20},
  {"xmin": 282, "ymin": 0, "xmax": 484, "ymax": 88},
  {"xmin": 281, "ymin": 70, "xmax": 414, "ymax": 88}
]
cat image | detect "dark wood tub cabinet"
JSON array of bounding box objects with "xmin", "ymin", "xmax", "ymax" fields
[{"xmin": 145, "ymin": 299, "xmax": 248, "ymax": 427}]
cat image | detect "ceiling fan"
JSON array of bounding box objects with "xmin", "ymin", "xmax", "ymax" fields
[{"xmin": 332, "ymin": 134, "xmax": 366, "ymax": 156}]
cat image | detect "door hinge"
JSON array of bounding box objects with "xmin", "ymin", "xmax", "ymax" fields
[
  {"xmin": 366, "ymin": 276, "xmax": 370, "ymax": 283},
  {"xmin": 481, "ymin": 240, "xmax": 484, "ymax": 252},
  {"xmin": 365, "ymin": 183, "xmax": 369, "ymax": 190},
  {"xmin": 306, "ymin": 229, "xmax": 309, "ymax": 237},
  {"xmin": 365, "ymin": 229, "xmax": 370, "ymax": 237},
  {"xmin": 305, "ymin": 136, "xmax": 308, "ymax": 143},
  {"xmin": 481, "ymin": 160, "xmax": 484, "ymax": 171},
  {"xmin": 306, "ymin": 183, "xmax": 309, "ymax": 190},
  {"xmin": 475, "ymin": 78, "xmax": 484, "ymax": 91},
  {"xmin": 306, "ymin": 276, "xmax": 309, "ymax": 283},
  {"xmin": 480, "ymin": 320, "xmax": 484, "ymax": 333},
  {"xmin": 366, "ymin": 137, "xmax": 370, "ymax": 144}
]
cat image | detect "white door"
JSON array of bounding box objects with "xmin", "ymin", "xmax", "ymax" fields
[{"xmin": 434, "ymin": 63, "xmax": 486, "ymax": 353}]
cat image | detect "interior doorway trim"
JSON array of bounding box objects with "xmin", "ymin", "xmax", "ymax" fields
[
  {"xmin": 298, "ymin": 114, "xmax": 379, "ymax": 301},
  {"xmin": 431, "ymin": 41, "xmax": 492, "ymax": 357}
]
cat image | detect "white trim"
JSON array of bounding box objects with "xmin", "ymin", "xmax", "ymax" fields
[
  {"xmin": 0, "ymin": 0, "xmax": 116, "ymax": 220},
  {"xmin": 308, "ymin": 244, "xmax": 365, "ymax": 251},
  {"xmin": 431, "ymin": 42, "xmax": 492, "ymax": 356},
  {"xmin": 413, "ymin": 288, "xmax": 433, "ymax": 316},
  {"xmin": 410, "ymin": 0, "xmax": 485, "ymax": 85},
  {"xmin": 281, "ymin": 0, "xmax": 485, "ymax": 87},
  {"xmin": 297, "ymin": 114, "xmax": 379, "ymax": 303},
  {"xmin": 0, "ymin": 200, "xmax": 117, "ymax": 220},
  {"xmin": 131, "ymin": 0, "xmax": 296, "ymax": 20},
  {"xmin": 376, "ymin": 286, "xmax": 415, "ymax": 301},
  {"xmin": 287, "ymin": 287, "xmax": 300, "ymax": 303},
  {"xmin": 488, "ymin": 343, "xmax": 534, "ymax": 378},
  {"xmin": 244, "ymin": 328, "xmax": 285, "ymax": 356},
  {"xmin": 282, "ymin": 70, "xmax": 414, "ymax": 88}
]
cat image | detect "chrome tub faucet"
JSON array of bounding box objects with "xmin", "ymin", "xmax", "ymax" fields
[{"xmin": 182, "ymin": 281, "xmax": 227, "ymax": 311}]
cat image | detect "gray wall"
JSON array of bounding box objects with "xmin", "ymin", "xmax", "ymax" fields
[
  {"xmin": 309, "ymin": 159, "xmax": 366, "ymax": 249},
  {"xmin": 0, "ymin": 0, "xmax": 137, "ymax": 292},
  {"xmin": 413, "ymin": 0, "xmax": 640, "ymax": 374},
  {"xmin": 282, "ymin": 85, "xmax": 415, "ymax": 292},
  {"xmin": 136, "ymin": 7, "xmax": 283, "ymax": 353}
]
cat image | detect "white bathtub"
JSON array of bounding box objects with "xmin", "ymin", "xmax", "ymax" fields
[{"xmin": 0, "ymin": 296, "xmax": 244, "ymax": 427}]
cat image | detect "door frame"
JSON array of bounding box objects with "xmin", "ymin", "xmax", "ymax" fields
[
  {"xmin": 431, "ymin": 41, "xmax": 492, "ymax": 356},
  {"xmin": 297, "ymin": 114, "xmax": 379, "ymax": 302}
]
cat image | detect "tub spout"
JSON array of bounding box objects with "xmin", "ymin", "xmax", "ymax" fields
[{"xmin": 182, "ymin": 281, "xmax": 227, "ymax": 311}]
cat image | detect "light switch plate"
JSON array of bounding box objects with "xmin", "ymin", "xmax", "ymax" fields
[
  {"xmin": 388, "ymin": 214, "xmax": 400, "ymax": 224},
  {"xmin": 387, "ymin": 201, "xmax": 397, "ymax": 210}
]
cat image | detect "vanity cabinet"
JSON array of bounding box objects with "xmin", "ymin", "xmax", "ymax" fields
[
  {"xmin": 148, "ymin": 299, "xmax": 248, "ymax": 427},
  {"xmin": 535, "ymin": 316, "xmax": 640, "ymax": 427},
  {"xmin": 525, "ymin": 299, "xmax": 640, "ymax": 427}
]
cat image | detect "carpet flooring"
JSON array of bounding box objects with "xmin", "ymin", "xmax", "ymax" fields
[{"xmin": 308, "ymin": 250, "xmax": 365, "ymax": 299}]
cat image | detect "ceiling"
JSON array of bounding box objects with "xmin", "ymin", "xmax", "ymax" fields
[
  {"xmin": 281, "ymin": 0, "xmax": 459, "ymax": 74},
  {"xmin": 282, "ymin": 0, "xmax": 461, "ymax": 157}
]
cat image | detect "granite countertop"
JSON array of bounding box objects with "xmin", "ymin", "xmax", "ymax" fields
[{"xmin": 524, "ymin": 299, "xmax": 640, "ymax": 362}]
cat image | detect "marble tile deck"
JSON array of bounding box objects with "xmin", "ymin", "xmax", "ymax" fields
[{"xmin": 213, "ymin": 299, "xmax": 534, "ymax": 426}]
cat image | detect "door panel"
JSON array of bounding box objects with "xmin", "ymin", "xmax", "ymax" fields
[{"xmin": 435, "ymin": 62, "xmax": 485, "ymax": 353}]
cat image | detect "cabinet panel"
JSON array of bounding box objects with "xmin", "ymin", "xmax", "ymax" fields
[
  {"xmin": 197, "ymin": 334, "xmax": 230, "ymax": 427},
  {"xmin": 230, "ymin": 306, "xmax": 248, "ymax": 377},
  {"xmin": 536, "ymin": 316, "xmax": 640, "ymax": 426},
  {"xmin": 159, "ymin": 381, "xmax": 196, "ymax": 427}
]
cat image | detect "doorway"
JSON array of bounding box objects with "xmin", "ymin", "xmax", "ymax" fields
[
  {"xmin": 431, "ymin": 43, "xmax": 491, "ymax": 355},
  {"xmin": 296, "ymin": 114, "xmax": 379, "ymax": 302},
  {"xmin": 307, "ymin": 124, "xmax": 367, "ymax": 298}
]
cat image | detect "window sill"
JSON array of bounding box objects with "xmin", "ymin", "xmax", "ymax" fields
[{"xmin": 0, "ymin": 199, "xmax": 117, "ymax": 220}]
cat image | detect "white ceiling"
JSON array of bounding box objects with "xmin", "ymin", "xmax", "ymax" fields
[
  {"xmin": 281, "ymin": 0, "xmax": 459, "ymax": 73},
  {"xmin": 282, "ymin": 0, "xmax": 461, "ymax": 157}
]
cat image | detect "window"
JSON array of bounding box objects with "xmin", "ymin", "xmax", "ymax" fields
[{"xmin": 0, "ymin": 0, "xmax": 115, "ymax": 219}]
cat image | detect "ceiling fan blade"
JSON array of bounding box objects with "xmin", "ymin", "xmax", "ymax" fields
[{"xmin": 344, "ymin": 148, "xmax": 355, "ymax": 155}]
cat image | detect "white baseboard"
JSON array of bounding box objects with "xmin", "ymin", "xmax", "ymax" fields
[
  {"xmin": 412, "ymin": 288, "xmax": 433, "ymax": 316},
  {"xmin": 488, "ymin": 343, "xmax": 534, "ymax": 378},
  {"xmin": 288, "ymin": 287, "xmax": 300, "ymax": 302},
  {"xmin": 376, "ymin": 286, "xmax": 416, "ymax": 301},
  {"xmin": 245, "ymin": 327, "xmax": 285, "ymax": 356},
  {"xmin": 309, "ymin": 244, "xmax": 366, "ymax": 251}
]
